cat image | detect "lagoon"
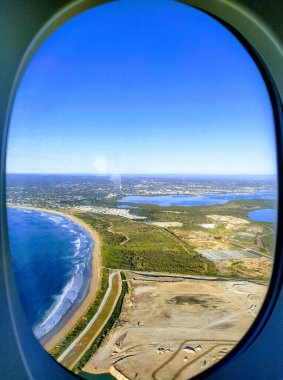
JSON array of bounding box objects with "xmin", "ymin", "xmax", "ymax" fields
[
  {"xmin": 248, "ymin": 208, "xmax": 276, "ymax": 223},
  {"xmin": 118, "ymin": 192, "xmax": 275, "ymax": 207}
]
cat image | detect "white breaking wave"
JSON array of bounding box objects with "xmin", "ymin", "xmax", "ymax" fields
[
  {"xmin": 33, "ymin": 275, "xmax": 76, "ymax": 338},
  {"xmin": 32, "ymin": 212, "xmax": 94, "ymax": 340},
  {"xmin": 73, "ymin": 237, "xmax": 81, "ymax": 252},
  {"xmin": 48, "ymin": 215, "xmax": 64, "ymax": 224}
]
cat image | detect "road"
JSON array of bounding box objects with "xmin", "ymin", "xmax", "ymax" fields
[
  {"xmin": 58, "ymin": 271, "xmax": 121, "ymax": 370},
  {"xmin": 229, "ymin": 242, "xmax": 271, "ymax": 259},
  {"xmin": 151, "ymin": 339, "xmax": 237, "ymax": 380}
]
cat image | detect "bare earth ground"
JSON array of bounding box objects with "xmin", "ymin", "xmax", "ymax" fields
[
  {"xmin": 170, "ymin": 214, "xmax": 272, "ymax": 280},
  {"xmin": 207, "ymin": 215, "xmax": 250, "ymax": 230},
  {"xmin": 84, "ymin": 272, "xmax": 267, "ymax": 380},
  {"xmin": 217, "ymin": 257, "xmax": 272, "ymax": 278},
  {"xmin": 149, "ymin": 222, "xmax": 184, "ymax": 228},
  {"xmin": 172, "ymin": 229, "xmax": 228, "ymax": 250}
]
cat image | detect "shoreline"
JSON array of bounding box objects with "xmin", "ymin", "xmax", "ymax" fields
[{"xmin": 8, "ymin": 205, "xmax": 102, "ymax": 351}]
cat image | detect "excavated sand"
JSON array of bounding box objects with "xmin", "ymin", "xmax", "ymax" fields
[{"xmin": 84, "ymin": 272, "xmax": 267, "ymax": 380}]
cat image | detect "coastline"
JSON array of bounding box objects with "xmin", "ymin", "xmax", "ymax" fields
[{"xmin": 8, "ymin": 205, "xmax": 102, "ymax": 351}]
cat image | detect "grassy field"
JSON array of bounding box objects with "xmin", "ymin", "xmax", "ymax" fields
[
  {"xmin": 74, "ymin": 212, "xmax": 219, "ymax": 276},
  {"xmin": 260, "ymin": 221, "xmax": 276, "ymax": 255},
  {"xmin": 123, "ymin": 199, "xmax": 276, "ymax": 254},
  {"xmin": 73, "ymin": 198, "xmax": 275, "ymax": 281}
]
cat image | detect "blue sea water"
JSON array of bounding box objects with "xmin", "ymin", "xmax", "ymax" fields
[
  {"xmin": 118, "ymin": 192, "xmax": 276, "ymax": 207},
  {"xmin": 248, "ymin": 208, "xmax": 276, "ymax": 223},
  {"xmin": 7, "ymin": 208, "xmax": 94, "ymax": 340}
]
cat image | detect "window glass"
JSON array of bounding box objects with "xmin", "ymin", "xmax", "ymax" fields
[{"xmin": 6, "ymin": 0, "xmax": 277, "ymax": 379}]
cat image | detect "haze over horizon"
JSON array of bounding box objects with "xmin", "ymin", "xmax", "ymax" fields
[
  {"xmin": 6, "ymin": 172, "xmax": 277, "ymax": 179},
  {"xmin": 7, "ymin": 0, "xmax": 277, "ymax": 176}
]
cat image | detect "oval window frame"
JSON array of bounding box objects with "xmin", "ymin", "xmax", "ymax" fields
[{"xmin": 0, "ymin": 1, "xmax": 282, "ymax": 379}]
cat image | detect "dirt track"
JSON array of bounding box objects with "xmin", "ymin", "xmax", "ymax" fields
[{"xmin": 84, "ymin": 272, "xmax": 267, "ymax": 380}]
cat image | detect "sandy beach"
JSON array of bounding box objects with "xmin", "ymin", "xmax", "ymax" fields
[{"xmin": 9, "ymin": 206, "xmax": 102, "ymax": 351}]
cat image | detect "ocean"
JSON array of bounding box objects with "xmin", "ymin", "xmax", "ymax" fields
[
  {"xmin": 7, "ymin": 208, "xmax": 94, "ymax": 341},
  {"xmin": 118, "ymin": 192, "xmax": 276, "ymax": 207}
]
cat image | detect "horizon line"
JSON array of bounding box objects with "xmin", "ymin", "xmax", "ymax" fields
[{"xmin": 6, "ymin": 172, "xmax": 277, "ymax": 177}]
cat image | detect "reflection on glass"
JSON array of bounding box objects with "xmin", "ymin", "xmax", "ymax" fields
[{"xmin": 6, "ymin": 0, "xmax": 277, "ymax": 379}]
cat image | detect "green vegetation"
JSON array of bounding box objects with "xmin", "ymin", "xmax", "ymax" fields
[
  {"xmin": 76, "ymin": 212, "xmax": 219, "ymax": 276},
  {"xmin": 103, "ymin": 245, "xmax": 218, "ymax": 274},
  {"xmin": 126, "ymin": 198, "xmax": 275, "ymax": 223},
  {"xmin": 227, "ymin": 199, "xmax": 276, "ymax": 208},
  {"xmin": 130, "ymin": 200, "xmax": 276, "ymax": 254},
  {"xmin": 73, "ymin": 272, "xmax": 128, "ymax": 373},
  {"xmin": 50, "ymin": 268, "xmax": 109, "ymax": 359},
  {"xmin": 261, "ymin": 231, "xmax": 276, "ymax": 255},
  {"xmin": 232, "ymin": 235, "xmax": 252, "ymax": 242},
  {"xmin": 80, "ymin": 372, "xmax": 115, "ymax": 380},
  {"xmin": 49, "ymin": 197, "xmax": 275, "ymax": 361},
  {"xmin": 74, "ymin": 198, "xmax": 276, "ymax": 280}
]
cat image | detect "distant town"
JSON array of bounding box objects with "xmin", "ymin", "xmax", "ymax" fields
[{"xmin": 6, "ymin": 173, "xmax": 276, "ymax": 210}]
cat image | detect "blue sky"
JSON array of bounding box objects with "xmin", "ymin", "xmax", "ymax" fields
[{"xmin": 7, "ymin": 0, "xmax": 277, "ymax": 175}]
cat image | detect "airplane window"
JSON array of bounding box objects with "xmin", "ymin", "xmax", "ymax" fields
[{"xmin": 5, "ymin": 0, "xmax": 278, "ymax": 379}]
